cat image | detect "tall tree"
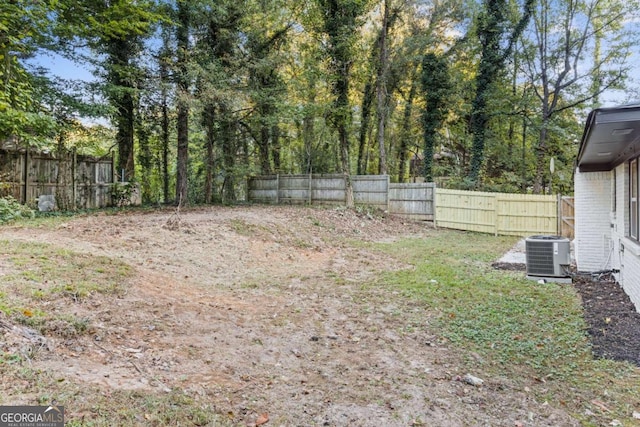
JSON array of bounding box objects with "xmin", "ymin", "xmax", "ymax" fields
[
  {"xmin": 246, "ymin": 17, "xmax": 291, "ymax": 174},
  {"xmin": 467, "ymin": 0, "xmax": 533, "ymax": 186},
  {"xmin": 375, "ymin": 0, "xmax": 391, "ymax": 175},
  {"xmin": 194, "ymin": 0, "xmax": 244, "ymax": 203},
  {"xmin": 158, "ymin": 23, "xmax": 173, "ymax": 204},
  {"xmin": 316, "ymin": 0, "xmax": 371, "ymax": 207},
  {"xmin": 54, "ymin": 0, "xmax": 158, "ymax": 182},
  {"xmin": 421, "ymin": 52, "xmax": 451, "ymax": 182},
  {"xmin": 397, "ymin": 70, "xmax": 418, "ymax": 183},
  {"xmin": 521, "ymin": 0, "xmax": 638, "ymax": 192},
  {"xmin": 175, "ymin": 0, "xmax": 190, "ymax": 206}
]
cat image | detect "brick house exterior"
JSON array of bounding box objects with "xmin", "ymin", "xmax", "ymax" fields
[{"xmin": 575, "ymin": 104, "xmax": 640, "ymax": 311}]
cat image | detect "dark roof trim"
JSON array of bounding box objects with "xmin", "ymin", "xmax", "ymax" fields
[{"xmin": 576, "ymin": 103, "xmax": 640, "ymax": 172}]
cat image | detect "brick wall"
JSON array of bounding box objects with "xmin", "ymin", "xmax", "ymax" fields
[
  {"xmin": 574, "ymin": 169, "xmax": 612, "ymax": 271},
  {"xmin": 577, "ymin": 165, "xmax": 640, "ymax": 311},
  {"xmin": 613, "ymin": 164, "xmax": 640, "ymax": 310}
]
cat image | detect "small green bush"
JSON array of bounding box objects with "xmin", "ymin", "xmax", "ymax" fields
[
  {"xmin": 110, "ymin": 181, "xmax": 137, "ymax": 207},
  {"xmin": 0, "ymin": 197, "xmax": 35, "ymax": 224}
]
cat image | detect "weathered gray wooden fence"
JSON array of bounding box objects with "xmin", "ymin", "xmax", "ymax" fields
[
  {"xmin": 389, "ymin": 182, "xmax": 435, "ymax": 221},
  {"xmin": 0, "ymin": 149, "xmax": 114, "ymax": 209},
  {"xmin": 247, "ymin": 174, "xmax": 435, "ymax": 220}
]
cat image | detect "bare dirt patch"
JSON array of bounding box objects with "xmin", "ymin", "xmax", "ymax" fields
[{"xmin": 0, "ymin": 206, "xmax": 581, "ymax": 426}]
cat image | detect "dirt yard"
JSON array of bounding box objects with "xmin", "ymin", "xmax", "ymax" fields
[{"xmin": 0, "ymin": 206, "xmax": 587, "ymax": 426}]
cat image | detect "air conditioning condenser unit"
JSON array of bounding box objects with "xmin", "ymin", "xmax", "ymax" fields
[{"xmin": 525, "ymin": 235, "xmax": 571, "ymax": 282}]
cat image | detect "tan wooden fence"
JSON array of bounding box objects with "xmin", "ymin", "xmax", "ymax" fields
[
  {"xmin": 0, "ymin": 149, "xmax": 114, "ymax": 209},
  {"xmin": 560, "ymin": 196, "xmax": 575, "ymax": 239},
  {"xmin": 435, "ymin": 189, "xmax": 558, "ymax": 236}
]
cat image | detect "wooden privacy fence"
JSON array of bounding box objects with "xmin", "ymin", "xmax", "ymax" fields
[
  {"xmin": 560, "ymin": 196, "xmax": 575, "ymax": 239},
  {"xmin": 248, "ymin": 174, "xmax": 573, "ymax": 237},
  {"xmin": 0, "ymin": 149, "xmax": 114, "ymax": 210},
  {"xmin": 247, "ymin": 174, "xmax": 435, "ymax": 220},
  {"xmin": 435, "ymin": 189, "xmax": 559, "ymax": 236}
]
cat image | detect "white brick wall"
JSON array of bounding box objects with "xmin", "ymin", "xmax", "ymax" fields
[
  {"xmin": 576, "ymin": 165, "xmax": 640, "ymax": 311},
  {"xmin": 621, "ymin": 250, "xmax": 640, "ymax": 309},
  {"xmin": 614, "ymin": 164, "xmax": 640, "ymax": 310},
  {"xmin": 574, "ymin": 170, "xmax": 613, "ymax": 271}
]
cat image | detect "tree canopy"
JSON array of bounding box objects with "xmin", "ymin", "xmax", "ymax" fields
[{"xmin": 3, "ymin": 0, "xmax": 640, "ymax": 204}]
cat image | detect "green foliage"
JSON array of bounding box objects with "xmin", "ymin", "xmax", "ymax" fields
[
  {"xmin": 110, "ymin": 181, "xmax": 138, "ymax": 207},
  {"xmin": 0, "ymin": 197, "xmax": 35, "ymax": 224},
  {"xmin": 0, "ymin": 1, "xmax": 57, "ymax": 147},
  {"xmin": 2, "ymin": 0, "xmax": 637, "ymax": 205}
]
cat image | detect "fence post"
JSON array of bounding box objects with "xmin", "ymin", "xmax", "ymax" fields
[
  {"xmin": 556, "ymin": 193, "xmax": 561, "ymax": 236},
  {"xmin": 385, "ymin": 175, "xmax": 390, "ymax": 211},
  {"xmin": 308, "ymin": 171, "xmax": 312, "ymax": 205},
  {"xmin": 433, "ymin": 183, "xmax": 437, "ymax": 228},
  {"xmin": 494, "ymin": 195, "xmax": 499, "ymax": 236},
  {"xmin": 72, "ymin": 149, "xmax": 77, "ymax": 210},
  {"xmin": 276, "ymin": 174, "xmax": 280, "ymax": 204},
  {"xmin": 22, "ymin": 149, "xmax": 29, "ymax": 204}
]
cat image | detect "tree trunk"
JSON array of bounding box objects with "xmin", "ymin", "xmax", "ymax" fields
[
  {"xmin": 204, "ymin": 104, "xmax": 216, "ymax": 204},
  {"xmin": 161, "ymin": 86, "xmax": 170, "ymax": 204},
  {"xmin": 376, "ymin": 0, "xmax": 390, "ymax": 176},
  {"xmin": 221, "ymin": 106, "xmax": 236, "ymax": 202},
  {"xmin": 259, "ymin": 121, "xmax": 271, "ymax": 174},
  {"xmin": 272, "ymin": 124, "xmax": 281, "ymax": 171},
  {"xmin": 358, "ymin": 80, "xmax": 374, "ymax": 174},
  {"xmin": 533, "ymin": 123, "xmax": 548, "ymax": 194},
  {"xmin": 116, "ymin": 90, "xmax": 135, "ymax": 182},
  {"xmin": 159, "ymin": 33, "xmax": 171, "ymax": 204},
  {"xmin": 337, "ymin": 77, "xmax": 354, "ymax": 208},
  {"xmin": 397, "ymin": 76, "xmax": 417, "ymax": 183},
  {"xmin": 468, "ymin": 65, "xmax": 491, "ymax": 186},
  {"xmin": 136, "ymin": 120, "xmax": 151, "ymax": 203},
  {"xmin": 175, "ymin": 1, "xmax": 190, "ymax": 207}
]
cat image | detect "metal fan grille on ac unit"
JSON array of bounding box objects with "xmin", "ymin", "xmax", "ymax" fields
[{"xmin": 526, "ymin": 240, "xmax": 556, "ymax": 276}]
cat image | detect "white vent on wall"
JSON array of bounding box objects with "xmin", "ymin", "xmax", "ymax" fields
[{"xmin": 525, "ymin": 235, "xmax": 571, "ymax": 278}]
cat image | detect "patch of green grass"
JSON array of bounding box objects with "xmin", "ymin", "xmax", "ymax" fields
[
  {"xmin": 0, "ymin": 367, "xmax": 232, "ymax": 426},
  {"xmin": 228, "ymin": 218, "xmax": 262, "ymax": 236},
  {"xmin": 0, "ymin": 240, "xmax": 133, "ymax": 336},
  {"xmin": 1, "ymin": 241, "xmax": 131, "ymax": 300},
  {"xmin": 372, "ymin": 229, "xmax": 640, "ymax": 425}
]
